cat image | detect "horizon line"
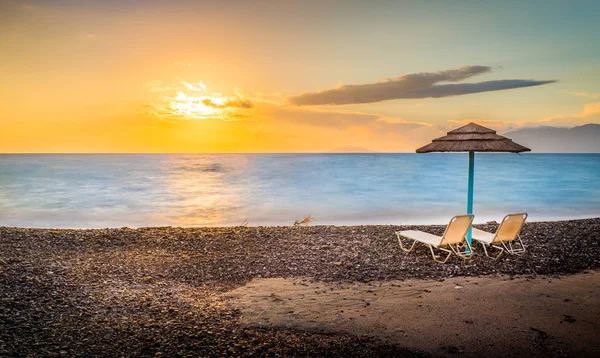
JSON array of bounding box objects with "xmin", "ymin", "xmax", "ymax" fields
[{"xmin": 1, "ymin": 152, "xmax": 598, "ymax": 155}]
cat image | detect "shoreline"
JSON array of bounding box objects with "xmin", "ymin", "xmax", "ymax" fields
[
  {"xmin": 2, "ymin": 215, "xmax": 599, "ymax": 230},
  {"xmin": 1, "ymin": 218, "xmax": 599, "ymax": 356}
]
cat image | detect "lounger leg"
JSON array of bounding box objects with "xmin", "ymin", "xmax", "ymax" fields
[
  {"xmin": 499, "ymin": 235, "xmax": 526, "ymax": 255},
  {"xmin": 513, "ymin": 235, "xmax": 526, "ymax": 254},
  {"xmin": 396, "ymin": 233, "xmax": 417, "ymax": 252},
  {"xmin": 453, "ymin": 245, "xmax": 473, "ymax": 260},
  {"xmin": 429, "ymin": 245, "xmax": 452, "ymax": 264},
  {"xmin": 482, "ymin": 242, "xmax": 504, "ymax": 260},
  {"xmin": 448, "ymin": 241, "xmax": 473, "ymax": 260}
]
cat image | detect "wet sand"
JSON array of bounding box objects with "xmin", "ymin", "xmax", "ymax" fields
[{"xmin": 228, "ymin": 273, "xmax": 600, "ymax": 357}]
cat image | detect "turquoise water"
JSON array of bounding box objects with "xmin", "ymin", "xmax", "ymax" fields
[{"xmin": 0, "ymin": 154, "xmax": 598, "ymax": 228}]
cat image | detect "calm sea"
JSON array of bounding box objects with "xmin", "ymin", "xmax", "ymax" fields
[{"xmin": 0, "ymin": 154, "xmax": 599, "ymax": 228}]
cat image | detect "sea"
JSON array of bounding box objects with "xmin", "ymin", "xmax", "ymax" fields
[{"xmin": 0, "ymin": 154, "xmax": 599, "ymax": 228}]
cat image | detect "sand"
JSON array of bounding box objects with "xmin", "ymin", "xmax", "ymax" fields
[{"xmin": 227, "ymin": 272, "xmax": 600, "ymax": 357}]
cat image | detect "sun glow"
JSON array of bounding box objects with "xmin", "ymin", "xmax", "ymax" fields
[
  {"xmin": 142, "ymin": 80, "xmax": 253, "ymax": 121},
  {"xmin": 169, "ymin": 91, "xmax": 226, "ymax": 119}
]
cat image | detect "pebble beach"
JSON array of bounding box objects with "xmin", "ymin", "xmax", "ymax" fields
[{"xmin": 1, "ymin": 218, "xmax": 599, "ymax": 356}]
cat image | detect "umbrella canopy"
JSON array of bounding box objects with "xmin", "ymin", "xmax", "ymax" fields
[
  {"xmin": 416, "ymin": 123, "xmax": 531, "ymax": 153},
  {"xmin": 416, "ymin": 122, "xmax": 531, "ymax": 251}
]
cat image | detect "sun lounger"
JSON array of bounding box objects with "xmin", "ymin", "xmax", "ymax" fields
[
  {"xmin": 471, "ymin": 213, "xmax": 527, "ymax": 259},
  {"xmin": 395, "ymin": 214, "xmax": 474, "ymax": 263}
]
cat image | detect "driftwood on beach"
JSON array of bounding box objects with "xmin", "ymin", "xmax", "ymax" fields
[{"xmin": 0, "ymin": 218, "xmax": 599, "ymax": 356}]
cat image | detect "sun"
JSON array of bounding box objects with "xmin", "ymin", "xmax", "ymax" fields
[
  {"xmin": 169, "ymin": 91, "xmax": 226, "ymax": 119},
  {"xmin": 142, "ymin": 80, "xmax": 253, "ymax": 121}
]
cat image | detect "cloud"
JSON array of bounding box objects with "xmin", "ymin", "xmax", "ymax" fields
[
  {"xmin": 569, "ymin": 91, "xmax": 600, "ymax": 99},
  {"xmin": 265, "ymin": 105, "xmax": 429, "ymax": 134},
  {"xmin": 141, "ymin": 80, "xmax": 254, "ymax": 120},
  {"xmin": 140, "ymin": 86, "xmax": 446, "ymax": 151},
  {"xmin": 445, "ymin": 101, "xmax": 600, "ymax": 133},
  {"xmin": 144, "ymin": 80, "xmax": 208, "ymax": 94},
  {"xmin": 202, "ymin": 98, "xmax": 254, "ymax": 109},
  {"xmin": 538, "ymin": 101, "xmax": 600, "ymax": 127},
  {"xmin": 255, "ymin": 104, "xmax": 441, "ymax": 152},
  {"xmin": 183, "ymin": 81, "xmax": 206, "ymax": 91},
  {"xmin": 582, "ymin": 102, "xmax": 600, "ymax": 117},
  {"xmin": 446, "ymin": 119, "xmax": 529, "ymax": 133},
  {"xmin": 288, "ymin": 66, "xmax": 556, "ymax": 106}
]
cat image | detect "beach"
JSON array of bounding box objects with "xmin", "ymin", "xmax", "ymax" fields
[
  {"xmin": 3, "ymin": 1, "xmax": 600, "ymax": 357},
  {"xmin": 1, "ymin": 218, "xmax": 599, "ymax": 356}
]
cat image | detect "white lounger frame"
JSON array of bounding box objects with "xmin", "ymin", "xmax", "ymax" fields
[
  {"xmin": 473, "ymin": 213, "xmax": 527, "ymax": 260},
  {"xmin": 395, "ymin": 215, "xmax": 474, "ymax": 264}
]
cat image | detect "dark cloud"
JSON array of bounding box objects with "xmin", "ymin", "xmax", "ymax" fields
[
  {"xmin": 228, "ymin": 98, "xmax": 254, "ymax": 109},
  {"xmin": 409, "ymin": 79, "xmax": 556, "ymax": 98},
  {"xmin": 288, "ymin": 66, "xmax": 556, "ymax": 105}
]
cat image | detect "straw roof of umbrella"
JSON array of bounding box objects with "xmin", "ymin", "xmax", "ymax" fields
[{"xmin": 416, "ymin": 123, "xmax": 531, "ymax": 153}]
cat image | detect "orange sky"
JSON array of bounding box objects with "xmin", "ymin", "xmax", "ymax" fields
[{"xmin": 1, "ymin": 1, "xmax": 599, "ymax": 153}]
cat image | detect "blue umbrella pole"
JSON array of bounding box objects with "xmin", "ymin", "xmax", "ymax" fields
[{"xmin": 466, "ymin": 151, "xmax": 475, "ymax": 252}]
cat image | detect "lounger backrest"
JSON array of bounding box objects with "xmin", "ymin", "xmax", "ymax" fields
[
  {"xmin": 493, "ymin": 213, "xmax": 527, "ymax": 243},
  {"xmin": 440, "ymin": 214, "xmax": 474, "ymax": 246}
]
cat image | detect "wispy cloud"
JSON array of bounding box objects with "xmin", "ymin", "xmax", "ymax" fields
[
  {"xmin": 288, "ymin": 65, "xmax": 556, "ymax": 106},
  {"xmin": 446, "ymin": 101, "xmax": 600, "ymax": 133},
  {"xmin": 256, "ymin": 104, "xmax": 441, "ymax": 151},
  {"xmin": 141, "ymin": 80, "xmax": 254, "ymax": 120},
  {"xmin": 569, "ymin": 91, "xmax": 600, "ymax": 99},
  {"xmin": 582, "ymin": 102, "xmax": 600, "ymax": 117},
  {"xmin": 264, "ymin": 105, "xmax": 429, "ymax": 133},
  {"xmin": 202, "ymin": 98, "xmax": 253, "ymax": 109},
  {"xmin": 183, "ymin": 81, "xmax": 206, "ymax": 91},
  {"xmin": 446, "ymin": 119, "xmax": 529, "ymax": 133},
  {"xmin": 541, "ymin": 101, "xmax": 600, "ymax": 126}
]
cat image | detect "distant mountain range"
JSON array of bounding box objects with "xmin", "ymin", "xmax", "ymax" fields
[{"xmin": 504, "ymin": 123, "xmax": 600, "ymax": 153}]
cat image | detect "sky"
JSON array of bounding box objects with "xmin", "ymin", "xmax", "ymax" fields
[{"xmin": 1, "ymin": 0, "xmax": 599, "ymax": 153}]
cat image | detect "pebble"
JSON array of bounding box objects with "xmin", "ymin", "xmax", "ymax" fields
[{"xmin": 0, "ymin": 218, "xmax": 598, "ymax": 356}]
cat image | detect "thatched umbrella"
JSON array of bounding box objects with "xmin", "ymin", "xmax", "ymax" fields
[{"xmin": 416, "ymin": 122, "xmax": 530, "ymax": 247}]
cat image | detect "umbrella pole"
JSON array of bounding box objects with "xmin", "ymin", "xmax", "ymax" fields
[{"xmin": 466, "ymin": 151, "xmax": 475, "ymax": 252}]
